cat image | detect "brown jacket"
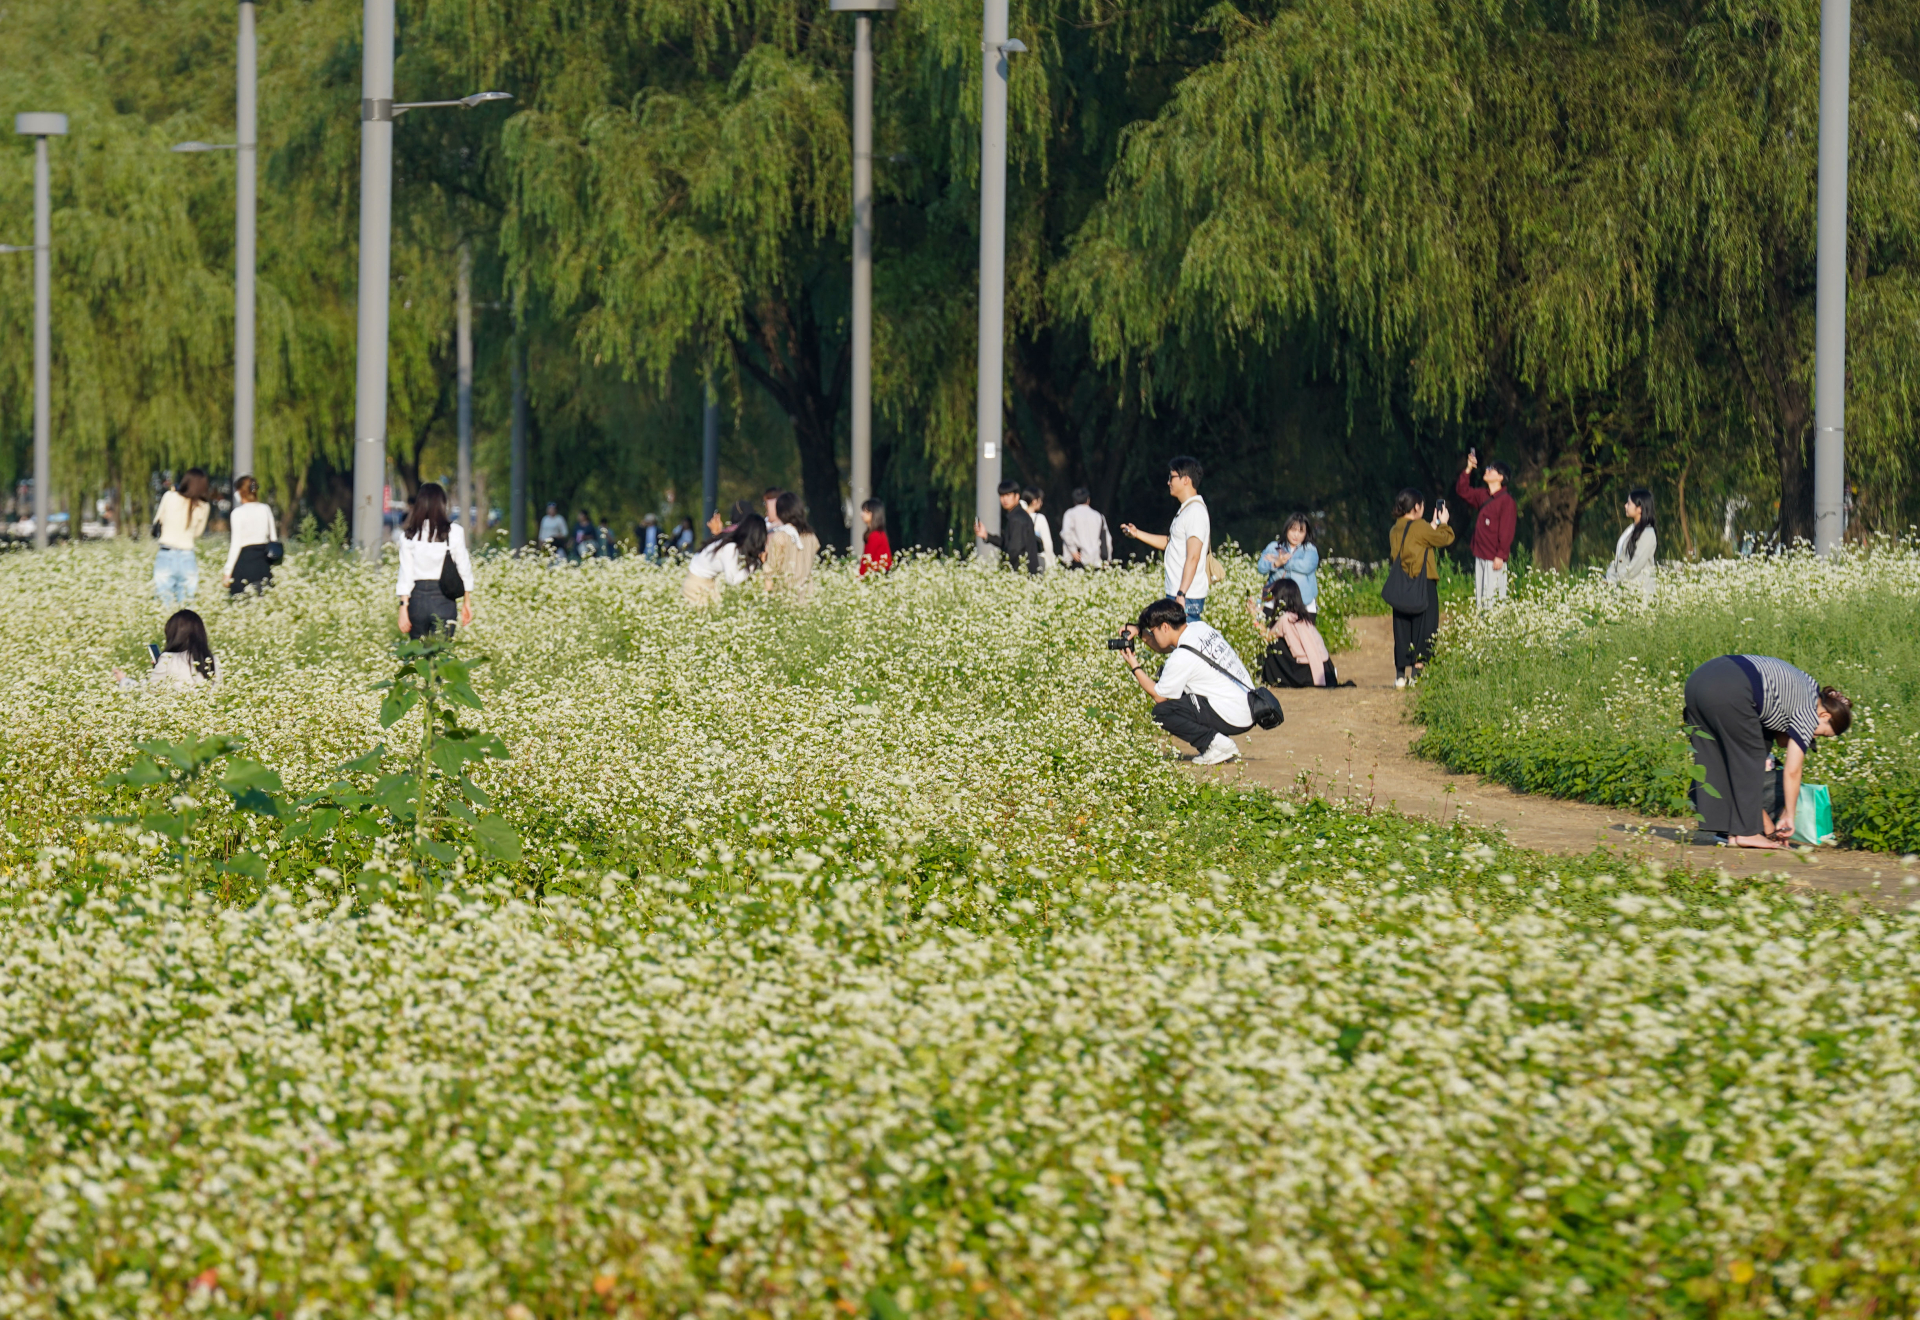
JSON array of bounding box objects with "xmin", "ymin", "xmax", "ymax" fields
[{"xmin": 1391, "ymin": 517, "xmax": 1454, "ymax": 580}]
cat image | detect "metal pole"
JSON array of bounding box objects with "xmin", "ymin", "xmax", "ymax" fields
[
  {"xmin": 31, "ymin": 135, "xmax": 52, "ymax": 552},
  {"xmin": 848, "ymin": 13, "xmax": 875, "ymax": 552},
  {"xmin": 1812, "ymin": 0, "xmax": 1849, "ymax": 554},
  {"xmin": 350, "ymin": 0, "xmax": 396, "ymax": 558},
  {"xmin": 456, "ymin": 241, "xmax": 473, "ymax": 533},
  {"xmin": 702, "ymin": 375, "xmax": 719, "ymax": 525},
  {"xmin": 973, "ymin": 0, "xmax": 1010, "ymax": 558},
  {"xmin": 234, "ymin": 0, "xmax": 257, "ymax": 481},
  {"xmin": 509, "ymin": 335, "xmax": 527, "ymax": 549}
]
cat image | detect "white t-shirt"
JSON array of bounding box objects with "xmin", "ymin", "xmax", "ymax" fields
[
  {"xmin": 223, "ymin": 501, "xmax": 277, "ymax": 577},
  {"xmin": 689, "ymin": 541, "xmax": 752, "ymax": 585},
  {"xmin": 1164, "ymin": 495, "xmax": 1211, "ymax": 599},
  {"xmin": 395, "ymin": 523, "xmax": 476, "ymax": 597},
  {"xmin": 1028, "ymin": 509, "xmax": 1055, "ymax": 571},
  {"xmin": 1155, "ymin": 620, "xmax": 1252, "ymax": 726}
]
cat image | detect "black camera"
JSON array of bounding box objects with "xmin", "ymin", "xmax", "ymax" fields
[{"xmin": 1106, "ymin": 637, "xmax": 1134, "ymax": 651}]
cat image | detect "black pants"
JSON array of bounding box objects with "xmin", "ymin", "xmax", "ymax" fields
[
  {"xmin": 1684, "ymin": 656, "xmax": 1770, "ymax": 836},
  {"xmin": 1262, "ymin": 647, "xmax": 1338, "ymax": 689},
  {"xmin": 408, "ymin": 582, "xmax": 458, "ymax": 641},
  {"xmin": 229, "ymin": 544, "xmax": 273, "ymax": 595},
  {"xmin": 1152, "ymin": 693, "xmax": 1253, "ymax": 754},
  {"xmin": 1391, "ymin": 578, "xmax": 1439, "ymax": 674}
]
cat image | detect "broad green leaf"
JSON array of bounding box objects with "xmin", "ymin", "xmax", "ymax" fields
[
  {"xmin": 379, "ymin": 690, "xmax": 420, "ymax": 728},
  {"xmin": 218, "ymin": 759, "xmax": 284, "ymax": 795},
  {"xmin": 419, "ymin": 838, "xmax": 458, "ymax": 864},
  {"xmin": 217, "ymin": 852, "xmax": 268, "ymax": 880},
  {"xmin": 471, "ymin": 815, "xmax": 523, "ymax": 863}
]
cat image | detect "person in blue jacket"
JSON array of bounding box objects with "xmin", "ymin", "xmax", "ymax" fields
[{"xmin": 1256, "ymin": 513, "xmax": 1320, "ymax": 619}]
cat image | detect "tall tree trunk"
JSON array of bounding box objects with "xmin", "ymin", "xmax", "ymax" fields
[
  {"xmin": 733, "ymin": 296, "xmax": 851, "ymax": 548},
  {"xmin": 1515, "ymin": 427, "xmax": 1586, "ymax": 571}
]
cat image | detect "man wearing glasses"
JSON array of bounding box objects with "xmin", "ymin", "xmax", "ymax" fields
[{"xmin": 1121, "ymin": 456, "xmax": 1211, "ymax": 620}]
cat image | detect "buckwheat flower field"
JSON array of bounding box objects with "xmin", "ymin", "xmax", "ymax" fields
[
  {"xmin": 1416, "ymin": 541, "xmax": 1920, "ymax": 853},
  {"xmin": 3, "ymin": 542, "xmax": 1920, "ymax": 1319}
]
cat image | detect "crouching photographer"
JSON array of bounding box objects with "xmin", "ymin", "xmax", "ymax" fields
[{"xmin": 1114, "ymin": 598, "xmax": 1280, "ymax": 766}]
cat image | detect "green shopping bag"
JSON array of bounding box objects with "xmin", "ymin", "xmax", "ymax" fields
[{"xmin": 1793, "ymin": 784, "xmax": 1836, "ymax": 846}]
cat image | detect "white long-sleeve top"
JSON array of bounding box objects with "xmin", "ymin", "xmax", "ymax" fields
[
  {"xmin": 223, "ymin": 501, "xmax": 277, "ymax": 578},
  {"xmin": 688, "ymin": 541, "xmax": 752, "ymax": 585},
  {"xmin": 1028, "ymin": 508, "xmax": 1055, "ymax": 571},
  {"xmin": 395, "ymin": 523, "xmax": 476, "ymax": 597},
  {"xmin": 154, "ymin": 490, "xmax": 210, "ymax": 551},
  {"xmin": 1603, "ymin": 523, "xmax": 1657, "ymax": 595}
]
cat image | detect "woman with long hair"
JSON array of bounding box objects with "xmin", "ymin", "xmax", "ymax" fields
[
  {"xmin": 858, "ymin": 498, "xmax": 892, "ymax": 575},
  {"xmin": 151, "ymin": 609, "xmax": 218, "ymax": 685},
  {"xmin": 222, "ymin": 475, "xmax": 278, "ymax": 595},
  {"xmin": 1256, "ymin": 513, "xmax": 1320, "ymax": 618},
  {"xmin": 1247, "ymin": 578, "xmax": 1340, "ymax": 688},
  {"xmin": 152, "ymin": 468, "xmax": 212, "ymax": 605},
  {"xmin": 683, "ymin": 514, "xmax": 767, "ymax": 606},
  {"xmin": 1388, "ymin": 487, "xmax": 1453, "ymax": 687},
  {"xmin": 1604, "ymin": 487, "xmax": 1658, "ymax": 596},
  {"xmin": 763, "ymin": 490, "xmax": 819, "ymax": 597},
  {"xmin": 395, "ymin": 483, "xmax": 476, "ymax": 640}
]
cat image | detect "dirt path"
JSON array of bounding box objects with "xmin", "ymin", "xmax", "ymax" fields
[{"xmin": 1191, "ymin": 615, "xmax": 1918, "ymax": 907}]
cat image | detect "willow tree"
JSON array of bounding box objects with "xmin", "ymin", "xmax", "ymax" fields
[{"xmin": 1058, "ymin": 0, "xmax": 1920, "ymax": 561}]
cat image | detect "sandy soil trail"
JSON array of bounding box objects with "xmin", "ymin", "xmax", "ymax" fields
[{"xmin": 1189, "ymin": 614, "xmax": 1917, "ymax": 906}]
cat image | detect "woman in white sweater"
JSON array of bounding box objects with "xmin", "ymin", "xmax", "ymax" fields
[
  {"xmin": 152, "ymin": 468, "xmax": 211, "ymax": 605},
  {"xmin": 223, "ymin": 476, "xmax": 278, "ymax": 595},
  {"xmin": 1603, "ymin": 487, "xmax": 1658, "ymax": 597},
  {"xmin": 395, "ymin": 483, "xmax": 476, "ymax": 639},
  {"xmin": 683, "ymin": 515, "xmax": 767, "ymax": 607}
]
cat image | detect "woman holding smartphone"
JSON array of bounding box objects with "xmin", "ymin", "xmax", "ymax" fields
[{"xmin": 395, "ymin": 483, "xmax": 475, "ymax": 640}]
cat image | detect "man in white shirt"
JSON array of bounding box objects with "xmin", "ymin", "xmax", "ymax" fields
[
  {"xmin": 1118, "ymin": 597, "xmax": 1259, "ymax": 765},
  {"xmin": 1059, "ymin": 486, "xmax": 1111, "ymax": 568},
  {"xmin": 1120, "ymin": 455, "xmax": 1210, "ymax": 619},
  {"xmin": 537, "ymin": 503, "xmax": 568, "ymax": 546}
]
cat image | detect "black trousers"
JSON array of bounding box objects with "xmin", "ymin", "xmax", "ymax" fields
[
  {"xmin": 408, "ymin": 582, "xmax": 459, "ymax": 641},
  {"xmin": 1684, "ymin": 656, "xmax": 1769, "ymax": 835},
  {"xmin": 1391, "ymin": 578, "xmax": 1439, "ymax": 673},
  {"xmin": 1152, "ymin": 693, "xmax": 1253, "ymax": 754}
]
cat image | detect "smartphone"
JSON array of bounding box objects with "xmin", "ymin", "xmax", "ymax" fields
[{"xmin": 147, "ymin": 643, "xmax": 161, "ymax": 664}]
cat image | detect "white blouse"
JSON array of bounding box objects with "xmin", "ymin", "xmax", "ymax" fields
[
  {"xmin": 688, "ymin": 541, "xmax": 751, "ymax": 585},
  {"xmin": 395, "ymin": 523, "xmax": 476, "ymax": 597},
  {"xmin": 223, "ymin": 501, "xmax": 277, "ymax": 578},
  {"xmin": 150, "ymin": 651, "xmax": 218, "ymax": 686}
]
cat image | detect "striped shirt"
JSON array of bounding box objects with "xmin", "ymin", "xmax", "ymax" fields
[{"xmin": 1730, "ymin": 654, "xmax": 1821, "ymax": 752}]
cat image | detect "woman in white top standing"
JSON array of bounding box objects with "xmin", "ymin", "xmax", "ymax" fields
[
  {"xmin": 1023, "ymin": 487, "xmax": 1055, "ymax": 572},
  {"xmin": 1603, "ymin": 486, "xmax": 1658, "ymax": 598},
  {"xmin": 222, "ymin": 475, "xmax": 278, "ymax": 595},
  {"xmin": 152, "ymin": 468, "xmax": 212, "ymax": 605},
  {"xmin": 683, "ymin": 514, "xmax": 767, "ymax": 607},
  {"xmin": 395, "ymin": 483, "xmax": 476, "ymax": 640}
]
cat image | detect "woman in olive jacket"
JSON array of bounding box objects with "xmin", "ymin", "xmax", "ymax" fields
[{"xmin": 1388, "ymin": 488, "xmax": 1454, "ymax": 687}]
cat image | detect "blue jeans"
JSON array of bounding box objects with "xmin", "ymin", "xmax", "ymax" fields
[
  {"xmin": 1168, "ymin": 594, "xmax": 1206, "ymax": 621},
  {"xmin": 154, "ymin": 548, "xmax": 199, "ymax": 605}
]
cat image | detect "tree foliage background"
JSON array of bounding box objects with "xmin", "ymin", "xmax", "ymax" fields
[{"xmin": 1, "ymin": 0, "xmax": 1916, "ymax": 563}]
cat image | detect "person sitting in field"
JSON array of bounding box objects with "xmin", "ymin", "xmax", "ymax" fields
[
  {"xmin": 762, "ymin": 491, "xmax": 819, "ymax": 599},
  {"xmin": 143, "ymin": 609, "xmax": 219, "ymax": 687},
  {"xmin": 1247, "ymin": 579, "xmax": 1341, "ymax": 688},
  {"xmin": 684, "ymin": 514, "xmax": 767, "ymax": 607}
]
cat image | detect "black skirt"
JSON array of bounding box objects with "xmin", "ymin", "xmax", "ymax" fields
[
  {"xmin": 229, "ymin": 543, "xmax": 273, "ymax": 595},
  {"xmin": 408, "ymin": 582, "xmax": 458, "ymax": 640},
  {"xmin": 1391, "ymin": 577, "xmax": 1439, "ymax": 672}
]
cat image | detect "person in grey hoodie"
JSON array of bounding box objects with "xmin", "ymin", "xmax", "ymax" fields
[{"xmin": 1603, "ymin": 487, "xmax": 1657, "ymax": 597}]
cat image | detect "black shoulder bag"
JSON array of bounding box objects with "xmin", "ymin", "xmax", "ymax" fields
[
  {"xmin": 1177, "ymin": 642, "xmax": 1284, "ymax": 730},
  {"xmin": 1380, "ymin": 522, "xmax": 1431, "ymax": 614},
  {"xmin": 437, "ymin": 533, "xmax": 467, "ymax": 600}
]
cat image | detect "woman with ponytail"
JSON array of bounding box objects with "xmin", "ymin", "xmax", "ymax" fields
[{"xmin": 1604, "ymin": 487, "xmax": 1658, "ymax": 597}]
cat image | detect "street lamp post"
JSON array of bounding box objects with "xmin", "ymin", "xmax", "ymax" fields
[
  {"xmin": 972, "ymin": 0, "xmax": 1024, "ymax": 558},
  {"xmin": 171, "ymin": 0, "xmax": 259, "ymax": 482},
  {"xmin": 8, "ymin": 114, "xmax": 67, "ymax": 550},
  {"xmin": 832, "ymin": 0, "xmax": 894, "ymax": 552},
  {"xmin": 1812, "ymin": 0, "xmax": 1849, "ymax": 553},
  {"xmin": 349, "ymin": 0, "xmax": 509, "ymax": 558}
]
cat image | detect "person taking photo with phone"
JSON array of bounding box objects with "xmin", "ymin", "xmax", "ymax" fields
[{"xmin": 1454, "ymin": 451, "xmax": 1515, "ymax": 607}]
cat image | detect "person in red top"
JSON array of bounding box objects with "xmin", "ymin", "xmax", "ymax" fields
[
  {"xmin": 1454, "ymin": 452, "xmax": 1517, "ymax": 607},
  {"xmin": 858, "ymin": 498, "xmax": 893, "ymax": 575}
]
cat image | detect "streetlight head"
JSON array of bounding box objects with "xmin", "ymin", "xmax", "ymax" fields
[
  {"xmin": 459, "ymin": 91, "xmax": 513, "ymax": 108},
  {"xmin": 14, "ymin": 113, "xmax": 68, "ymax": 137}
]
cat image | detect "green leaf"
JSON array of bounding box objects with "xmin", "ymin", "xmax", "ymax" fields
[
  {"xmin": 419, "ymin": 838, "xmax": 457, "ymax": 864},
  {"xmin": 379, "ymin": 690, "xmax": 420, "ymax": 728},
  {"xmin": 105, "ymin": 755, "xmax": 167, "ymax": 788},
  {"xmin": 217, "ymin": 852, "xmax": 268, "ymax": 880},
  {"xmin": 140, "ymin": 812, "xmax": 186, "ymax": 842},
  {"xmin": 218, "ymin": 759, "xmax": 284, "ymax": 795},
  {"xmin": 443, "ymin": 680, "xmax": 485, "ymax": 711},
  {"xmin": 227, "ymin": 788, "xmax": 284, "ymax": 819},
  {"xmin": 339, "ymin": 744, "xmax": 388, "ymax": 775},
  {"xmin": 471, "ymin": 815, "xmax": 522, "ymax": 863}
]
